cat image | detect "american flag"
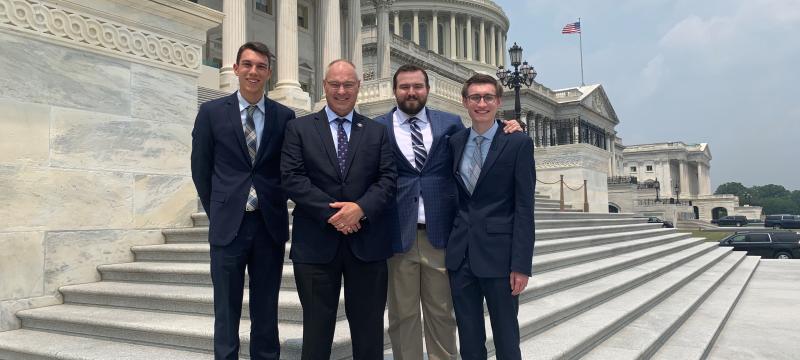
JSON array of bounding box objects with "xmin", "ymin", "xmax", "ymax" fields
[{"xmin": 562, "ymin": 21, "xmax": 581, "ymax": 34}]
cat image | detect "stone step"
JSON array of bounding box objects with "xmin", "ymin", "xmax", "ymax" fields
[
  {"xmin": 99, "ymin": 262, "xmax": 295, "ymax": 290},
  {"xmin": 533, "ymin": 232, "xmax": 693, "ymax": 273},
  {"xmin": 60, "ymin": 281, "xmax": 345, "ymax": 323},
  {"xmin": 535, "ymin": 211, "xmax": 637, "ymax": 220},
  {"xmin": 651, "ymin": 256, "xmax": 760, "ymax": 360},
  {"xmin": 534, "ymin": 217, "xmax": 648, "ymax": 230},
  {"xmin": 535, "ymin": 222, "xmax": 663, "ymax": 241},
  {"xmin": 0, "ymin": 329, "xmax": 213, "ymax": 360},
  {"xmin": 582, "ymin": 251, "xmax": 748, "ymax": 360},
  {"xmin": 508, "ymin": 246, "xmax": 735, "ymax": 360},
  {"xmin": 535, "ymin": 227, "xmax": 681, "ymax": 254},
  {"xmin": 15, "ymin": 304, "xmax": 383, "ymax": 359}
]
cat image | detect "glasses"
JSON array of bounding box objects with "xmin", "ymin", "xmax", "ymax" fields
[
  {"xmin": 326, "ymin": 81, "xmax": 358, "ymax": 91},
  {"xmin": 466, "ymin": 94, "xmax": 497, "ymax": 104}
]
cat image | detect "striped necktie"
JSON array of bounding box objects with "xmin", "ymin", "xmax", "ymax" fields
[
  {"xmin": 408, "ymin": 117, "xmax": 427, "ymax": 171},
  {"xmin": 244, "ymin": 105, "xmax": 258, "ymax": 211},
  {"xmin": 466, "ymin": 135, "xmax": 485, "ymax": 194}
]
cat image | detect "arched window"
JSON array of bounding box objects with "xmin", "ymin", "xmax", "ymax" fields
[
  {"xmin": 420, "ymin": 23, "xmax": 428, "ymax": 49},
  {"xmin": 437, "ymin": 23, "xmax": 445, "ymax": 54},
  {"xmin": 402, "ymin": 22, "xmax": 412, "ymax": 41}
]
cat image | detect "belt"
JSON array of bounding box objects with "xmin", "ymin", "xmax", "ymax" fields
[{"xmin": 417, "ymin": 223, "xmax": 426, "ymax": 230}]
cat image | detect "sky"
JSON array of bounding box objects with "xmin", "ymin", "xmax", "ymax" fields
[{"xmin": 494, "ymin": 0, "xmax": 800, "ymax": 191}]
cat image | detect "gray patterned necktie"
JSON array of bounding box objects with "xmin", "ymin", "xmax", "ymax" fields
[
  {"xmin": 408, "ymin": 117, "xmax": 427, "ymax": 171},
  {"xmin": 466, "ymin": 135, "xmax": 485, "ymax": 194},
  {"xmin": 244, "ymin": 105, "xmax": 258, "ymax": 211}
]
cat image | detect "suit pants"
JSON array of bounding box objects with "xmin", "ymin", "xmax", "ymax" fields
[
  {"xmin": 449, "ymin": 258, "xmax": 521, "ymax": 360},
  {"xmin": 293, "ymin": 239, "xmax": 388, "ymax": 360},
  {"xmin": 210, "ymin": 210, "xmax": 285, "ymax": 360},
  {"xmin": 387, "ymin": 227, "xmax": 457, "ymax": 360}
]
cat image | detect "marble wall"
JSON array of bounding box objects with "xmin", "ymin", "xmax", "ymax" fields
[
  {"xmin": 0, "ymin": 0, "xmax": 221, "ymax": 330},
  {"xmin": 534, "ymin": 144, "xmax": 611, "ymax": 213}
]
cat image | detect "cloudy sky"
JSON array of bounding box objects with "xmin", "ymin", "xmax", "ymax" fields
[{"xmin": 494, "ymin": 0, "xmax": 800, "ymax": 191}]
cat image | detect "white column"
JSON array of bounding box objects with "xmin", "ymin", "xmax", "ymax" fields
[
  {"xmin": 466, "ymin": 16, "xmax": 472, "ymax": 61},
  {"xmin": 374, "ymin": 0, "xmax": 392, "ymax": 79},
  {"xmin": 679, "ymin": 160, "xmax": 689, "ymax": 198},
  {"xmin": 393, "ymin": 11, "xmax": 400, "ymax": 36},
  {"xmin": 496, "ymin": 28, "xmax": 503, "ymax": 67},
  {"xmin": 347, "ymin": 0, "xmax": 362, "ymax": 79},
  {"xmin": 431, "ymin": 11, "xmax": 439, "ymax": 54},
  {"xmin": 489, "ymin": 25, "xmax": 496, "ymax": 66},
  {"xmin": 502, "ymin": 32, "xmax": 509, "ymax": 67},
  {"xmin": 321, "ymin": 0, "xmax": 342, "ymax": 67},
  {"xmin": 270, "ymin": 0, "xmax": 311, "ymax": 110},
  {"xmin": 412, "ymin": 11, "xmax": 419, "ymax": 44},
  {"xmin": 220, "ymin": 0, "xmax": 247, "ymax": 92},
  {"xmin": 450, "ymin": 14, "xmax": 457, "ymax": 59},
  {"xmin": 479, "ymin": 19, "xmax": 486, "ymax": 63}
]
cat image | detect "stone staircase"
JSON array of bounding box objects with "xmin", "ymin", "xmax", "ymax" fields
[{"xmin": 0, "ymin": 194, "xmax": 759, "ymax": 359}]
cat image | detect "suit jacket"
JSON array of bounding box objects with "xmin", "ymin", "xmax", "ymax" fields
[
  {"xmin": 191, "ymin": 92, "xmax": 296, "ymax": 246},
  {"xmin": 374, "ymin": 107, "xmax": 464, "ymax": 253},
  {"xmin": 446, "ymin": 120, "xmax": 536, "ymax": 277},
  {"xmin": 281, "ymin": 109, "xmax": 397, "ymax": 264}
]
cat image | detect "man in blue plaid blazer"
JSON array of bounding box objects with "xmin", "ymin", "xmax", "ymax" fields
[{"xmin": 374, "ymin": 65, "xmax": 520, "ymax": 360}]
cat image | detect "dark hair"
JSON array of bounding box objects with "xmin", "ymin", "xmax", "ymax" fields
[
  {"xmin": 392, "ymin": 64, "xmax": 430, "ymax": 90},
  {"xmin": 236, "ymin": 42, "xmax": 273, "ymax": 67},
  {"xmin": 461, "ymin": 73, "xmax": 503, "ymax": 98}
]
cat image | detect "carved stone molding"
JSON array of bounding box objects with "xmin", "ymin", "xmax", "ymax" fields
[{"xmin": 0, "ymin": 0, "xmax": 202, "ymax": 73}]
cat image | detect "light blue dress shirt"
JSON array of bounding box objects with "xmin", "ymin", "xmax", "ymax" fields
[
  {"xmin": 236, "ymin": 91, "xmax": 265, "ymax": 148},
  {"xmin": 459, "ymin": 121, "xmax": 499, "ymax": 188},
  {"xmin": 325, "ymin": 106, "xmax": 354, "ymax": 149}
]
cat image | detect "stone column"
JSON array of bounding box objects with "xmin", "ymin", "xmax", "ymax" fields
[
  {"xmin": 490, "ymin": 25, "xmax": 496, "ymax": 66},
  {"xmin": 466, "ymin": 16, "xmax": 473, "ymax": 61},
  {"xmin": 479, "ymin": 19, "xmax": 486, "ymax": 63},
  {"xmin": 393, "ymin": 11, "xmax": 400, "ymax": 36},
  {"xmin": 270, "ymin": 0, "xmax": 311, "ymax": 110},
  {"xmin": 321, "ymin": 0, "xmax": 342, "ymax": 67},
  {"xmin": 678, "ymin": 160, "xmax": 689, "ymax": 198},
  {"xmin": 347, "ymin": 0, "xmax": 363, "ymax": 79},
  {"xmin": 412, "ymin": 11, "xmax": 419, "ymax": 44},
  {"xmin": 220, "ymin": 0, "xmax": 247, "ymax": 92},
  {"xmin": 503, "ymin": 32, "xmax": 509, "ymax": 67},
  {"xmin": 450, "ymin": 13, "xmax": 457, "ymax": 59},
  {"xmin": 431, "ymin": 11, "xmax": 439, "ymax": 54},
  {"xmin": 374, "ymin": 0, "xmax": 392, "ymax": 79},
  {"xmin": 496, "ymin": 28, "xmax": 503, "ymax": 67}
]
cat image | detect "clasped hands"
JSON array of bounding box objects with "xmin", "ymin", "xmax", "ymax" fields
[{"xmin": 327, "ymin": 202, "xmax": 364, "ymax": 235}]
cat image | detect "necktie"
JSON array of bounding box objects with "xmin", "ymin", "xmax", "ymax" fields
[
  {"xmin": 466, "ymin": 135, "xmax": 485, "ymax": 194},
  {"xmin": 335, "ymin": 118, "xmax": 349, "ymax": 177},
  {"xmin": 408, "ymin": 117, "xmax": 427, "ymax": 171},
  {"xmin": 244, "ymin": 105, "xmax": 259, "ymax": 211}
]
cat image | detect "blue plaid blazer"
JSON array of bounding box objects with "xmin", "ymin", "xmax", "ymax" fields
[{"xmin": 374, "ymin": 107, "xmax": 465, "ymax": 253}]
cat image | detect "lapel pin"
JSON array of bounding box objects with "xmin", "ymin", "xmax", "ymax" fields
[{"xmin": 356, "ymin": 122, "xmax": 363, "ymax": 128}]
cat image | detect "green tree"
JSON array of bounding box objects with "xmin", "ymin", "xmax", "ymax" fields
[
  {"xmin": 751, "ymin": 184, "xmax": 791, "ymax": 199},
  {"xmin": 714, "ymin": 182, "xmax": 747, "ymax": 197}
]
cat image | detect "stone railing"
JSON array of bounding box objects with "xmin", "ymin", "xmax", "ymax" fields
[
  {"xmin": 428, "ymin": 72, "xmax": 464, "ymax": 103},
  {"xmin": 358, "ymin": 71, "xmax": 465, "ymax": 105}
]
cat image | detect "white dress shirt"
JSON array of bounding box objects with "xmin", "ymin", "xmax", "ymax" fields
[{"xmin": 393, "ymin": 107, "xmax": 433, "ymax": 224}]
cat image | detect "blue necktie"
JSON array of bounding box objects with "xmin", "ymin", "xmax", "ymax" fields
[
  {"xmin": 408, "ymin": 117, "xmax": 427, "ymax": 171},
  {"xmin": 466, "ymin": 136, "xmax": 485, "ymax": 194},
  {"xmin": 335, "ymin": 118, "xmax": 349, "ymax": 177}
]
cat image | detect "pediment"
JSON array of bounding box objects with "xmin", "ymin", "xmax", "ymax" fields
[{"xmin": 580, "ymin": 86, "xmax": 619, "ymax": 123}]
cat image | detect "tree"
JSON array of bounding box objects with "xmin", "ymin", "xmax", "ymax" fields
[
  {"xmin": 751, "ymin": 184, "xmax": 791, "ymax": 199},
  {"xmin": 715, "ymin": 183, "xmax": 800, "ymax": 215},
  {"xmin": 714, "ymin": 182, "xmax": 747, "ymax": 197}
]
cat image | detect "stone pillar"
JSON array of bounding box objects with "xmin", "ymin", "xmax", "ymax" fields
[
  {"xmin": 374, "ymin": 0, "xmax": 392, "ymax": 79},
  {"xmin": 270, "ymin": 0, "xmax": 311, "ymax": 110},
  {"xmin": 220, "ymin": 0, "xmax": 247, "ymax": 92},
  {"xmin": 347, "ymin": 0, "xmax": 363, "ymax": 79},
  {"xmin": 450, "ymin": 14, "xmax": 457, "ymax": 59},
  {"xmin": 678, "ymin": 160, "xmax": 689, "ymax": 198},
  {"xmin": 697, "ymin": 163, "xmax": 711, "ymax": 195},
  {"xmin": 490, "ymin": 25, "xmax": 496, "ymax": 66},
  {"xmin": 412, "ymin": 11, "xmax": 419, "ymax": 44},
  {"xmin": 466, "ymin": 16, "xmax": 473, "ymax": 61},
  {"xmin": 496, "ymin": 28, "xmax": 503, "ymax": 67},
  {"xmin": 479, "ymin": 19, "xmax": 486, "ymax": 63},
  {"xmin": 431, "ymin": 12, "xmax": 439, "ymax": 54},
  {"xmin": 393, "ymin": 11, "xmax": 400, "ymax": 36},
  {"xmin": 503, "ymin": 32, "xmax": 509, "ymax": 67},
  {"xmin": 321, "ymin": 0, "xmax": 342, "ymax": 68}
]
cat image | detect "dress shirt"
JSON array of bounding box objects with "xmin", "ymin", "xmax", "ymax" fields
[
  {"xmin": 325, "ymin": 106, "xmax": 354, "ymax": 149},
  {"xmin": 459, "ymin": 121, "xmax": 499, "ymax": 189},
  {"xmin": 393, "ymin": 108, "xmax": 434, "ymax": 224},
  {"xmin": 237, "ymin": 91, "xmax": 265, "ymax": 148}
]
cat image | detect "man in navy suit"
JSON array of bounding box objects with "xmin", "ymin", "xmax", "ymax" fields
[
  {"xmin": 191, "ymin": 42, "xmax": 295, "ymax": 360},
  {"xmin": 281, "ymin": 59, "xmax": 397, "ymax": 359},
  {"xmin": 374, "ymin": 65, "xmax": 521, "ymax": 360},
  {"xmin": 447, "ymin": 74, "xmax": 536, "ymax": 360}
]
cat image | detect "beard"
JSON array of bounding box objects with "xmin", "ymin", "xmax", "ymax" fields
[{"xmin": 397, "ymin": 95, "xmax": 427, "ymax": 115}]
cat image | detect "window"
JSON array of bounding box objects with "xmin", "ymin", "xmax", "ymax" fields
[
  {"xmin": 255, "ymin": 0, "xmax": 273, "ymax": 15},
  {"xmin": 729, "ymin": 235, "xmax": 747, "ymax": 243},
  {"xmin": 747, "ymin": 234, "xmax": 771, "ymax": 243},
  {"xmin": 420, "ymin": 23, "xmax": 428, "ymax": 49},
  {"xmin": 402, "ymin": 23, "xmax": 412, "ymax": 41},
  {"xmin": 646, "ymin": 165, "xmax": 653, "ymax": 172},
  {"xmin": 298, "ymin": 4, "xmax": 309, "ymax": 29},
  {"xmin": 437, "ymin": 23, "xmax": 444, "ymax": 54},
  {"xmin": 630, "ymin": 166, "xmax": 637, "ymax": 172}
]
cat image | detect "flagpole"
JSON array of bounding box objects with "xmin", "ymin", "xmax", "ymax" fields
[{"xmin": 578, "ymin": 17, "xmax": 585, "ymax": 86}]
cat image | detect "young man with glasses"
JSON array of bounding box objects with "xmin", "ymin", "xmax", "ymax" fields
[{"xmin": 446, "ymin": 74, "xmax": 536, "ymax": 360}]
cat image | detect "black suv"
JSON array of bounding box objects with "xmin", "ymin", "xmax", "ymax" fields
[
  {"xmin": 716, "ymin": 215, "xmax": 748, "ymax": 227},
  {"xmin": 764, "ymin": 214, "xmax": 800, "ymax": 229},
  {"xmin": 719, "ymin": 231, "xmax": 800, "ymax": 259}
]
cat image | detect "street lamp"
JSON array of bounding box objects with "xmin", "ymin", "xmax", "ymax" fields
[
  {"xmin": 674, "ymin": 183, "xmax": 681, "ymax": 205},
  {"xmin": 497, "ymin": 42, "xmax": 536, "ymax": 133},
  {"xmin": 655, "ymin": 178, "xmax": 661, "ymax": 203}
]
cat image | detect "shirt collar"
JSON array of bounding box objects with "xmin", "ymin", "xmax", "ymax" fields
[
  {"xmin": 469, "ymin": 120, "xmax": 499, "ymax": 143},
  {"xmin": 325, "ymin": 106, "xmax": 354, "ymax": 123},
  {"xmin": 396, "ymin": 107, "xmax": 428, "ymax": 125},
  {"xmin": 237, "ymin": 91, "xmax": 265, "ymax": 114}
]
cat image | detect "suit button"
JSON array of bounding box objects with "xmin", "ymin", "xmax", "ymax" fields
[{"xmin": 413, "ymin": 197, "xmax": 418, "ymax": 203}]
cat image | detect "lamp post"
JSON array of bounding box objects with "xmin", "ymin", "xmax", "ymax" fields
[
  {"xmin": 655, "ymin": 178, "xmax": 661, "ymax": 203},
  {"xmin": 674, "ymin": 183, "xmax": 681, "ymax": 205},
  {"xmin": 496, "ymin": 42, "xmax": 536, "ymax": 133}
]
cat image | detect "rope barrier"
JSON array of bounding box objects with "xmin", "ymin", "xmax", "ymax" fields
[{"xmin": 537, "ymin": 175, "xmax": 590, "ymax": 212}]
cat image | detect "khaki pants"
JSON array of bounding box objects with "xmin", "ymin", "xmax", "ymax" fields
[{"xmin": 387, "ymin": 227, "xmax": 458, "ymax": 360}]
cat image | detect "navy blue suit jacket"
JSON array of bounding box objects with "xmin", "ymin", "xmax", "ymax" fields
[
  {"xmin": 447, "ymin": 121, "xmax": 536, "ymax": 277},
  {"xmin": 281, "ymin": 110, "xmax": 397, "ymax": 263},
  {"xmin": 374, "ymin": 107, "xmax": 464, "ymax": 253},
  {"xmin": 191, "ymin": 92, "xmax": 296, "ymax": 246}
]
